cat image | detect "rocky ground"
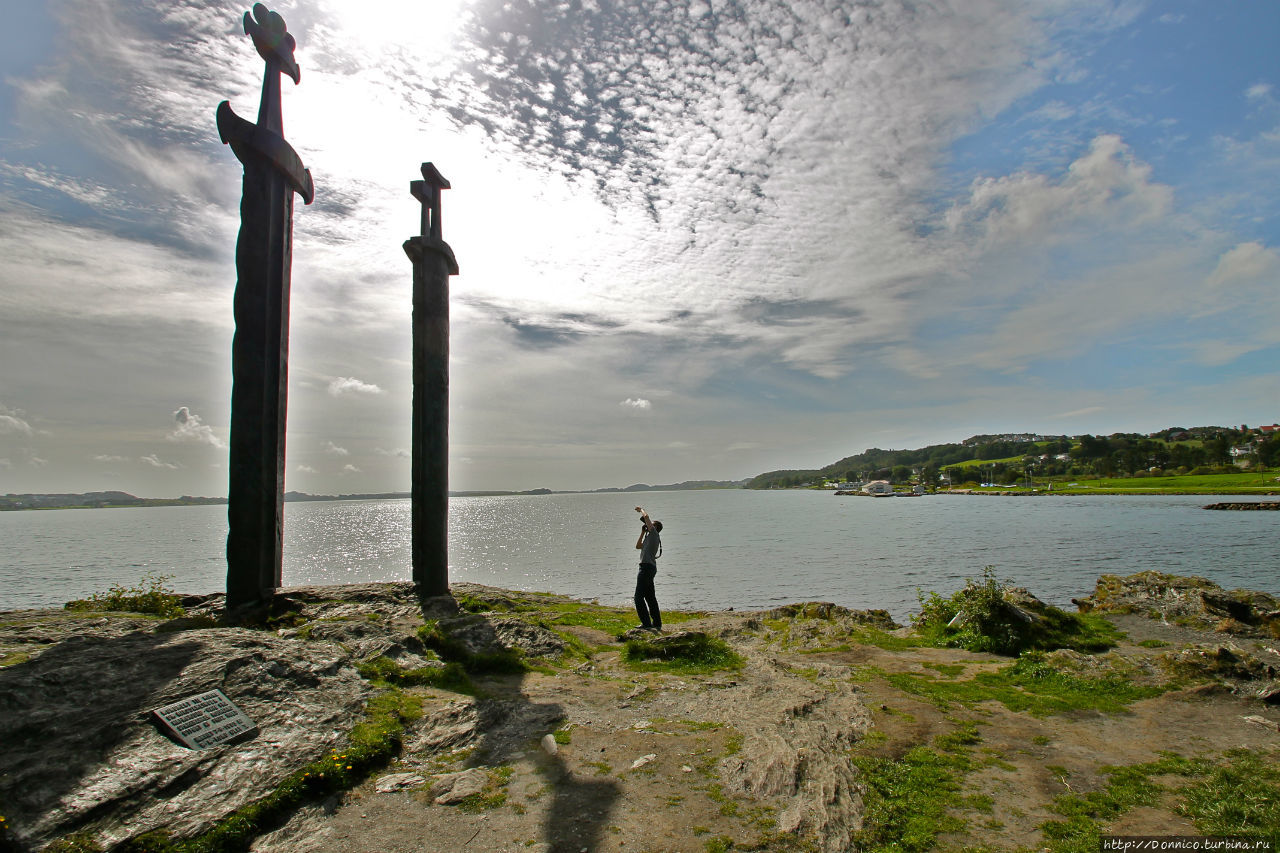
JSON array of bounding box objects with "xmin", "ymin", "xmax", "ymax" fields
[{"xmin": 1, "ymin": 573, "xmax": 1278, "ymax": 853}]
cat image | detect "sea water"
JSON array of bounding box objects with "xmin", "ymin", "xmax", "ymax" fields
[{"xmin": 2, "ymin": 491, "xmax": 1277, "ymax": 620}]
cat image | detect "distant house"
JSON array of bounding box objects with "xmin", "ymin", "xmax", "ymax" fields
[
  {"xmin": 1230, "ymin": 443, "xmax": 1257, "ymax": 467},
  {"xmin": 863, "ymin": 480, "xmax": 894, "ymax": 496}
]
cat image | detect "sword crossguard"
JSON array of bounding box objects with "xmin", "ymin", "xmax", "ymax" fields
[{"xmin": 244, "ymin": 3, "xmax": 300, "ymax": 84}]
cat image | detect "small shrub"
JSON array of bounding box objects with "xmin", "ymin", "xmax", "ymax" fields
[
  {"xmin": 913, "ymin": 568, "xmax": 1121, "ymax": 656},
  {"xmin": 64, "ymin": 573, "xmax": 184, "ymax": 619}
]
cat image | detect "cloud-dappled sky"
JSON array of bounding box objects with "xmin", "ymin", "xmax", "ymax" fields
[{"xmin": 1, "ymin": 0, "xmax": 1277, "ymax": 496}]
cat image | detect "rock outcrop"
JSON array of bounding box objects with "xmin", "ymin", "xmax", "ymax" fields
[{"xmin": 1074, "ymin": 571, "xmax": 1280, "ymax": 638}]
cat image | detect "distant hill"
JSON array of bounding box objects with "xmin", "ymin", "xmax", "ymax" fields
[
  {"xmin": 590, "ymin": 479, "xmax": 751, "ymax": 493},
  {"xmin": 0, "ymin": 492, "xmax": 225, "ymax": 510}
]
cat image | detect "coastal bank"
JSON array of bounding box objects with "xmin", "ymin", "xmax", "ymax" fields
[{"xmin": 1, "ymin": 573, "xmax": 1278, "ymax": 852}]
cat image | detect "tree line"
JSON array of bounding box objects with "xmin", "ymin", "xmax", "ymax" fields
[{"xmin": 746, "ymin": 426, "xmax": 1280, "ymax": 489}]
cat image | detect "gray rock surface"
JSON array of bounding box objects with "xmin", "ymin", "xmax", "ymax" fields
[
  {"xmin": 430, "ymin": 767, "xmax": 489, "ymax": 804},
  {"xmin": 374, "ymin": 772, "xmax": 425, "ymax": 793},
  {"xmin": 0, "ymin": 626, "xmax": 370, "ymax": 850},
  {"xmin": 434, "ymin": 613, "xmax": 567, "ymax": 659}
]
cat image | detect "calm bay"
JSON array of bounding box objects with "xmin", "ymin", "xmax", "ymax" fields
[{"xmin": 2, "ymin": 490, "xmax": 1277, "ymax": 620}]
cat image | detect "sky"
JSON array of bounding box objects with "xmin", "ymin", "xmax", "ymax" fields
[{"xmin": 1, "ymin": 0, "xmax": 1278, "ymax": 497}]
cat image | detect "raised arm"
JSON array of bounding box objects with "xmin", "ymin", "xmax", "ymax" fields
[{"xmin": 635, "ymin": 506, "xmax": 654, "ymax": 548}]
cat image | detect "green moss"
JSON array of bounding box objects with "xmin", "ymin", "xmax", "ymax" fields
[
  {"xmin": 704, "ymin": 836, "xmax": 736, "ymax": 853},
  {"xmin": 41, "ymin": 833, "xmax": 104, "ymax": 852},
  {"xmin": 356, "ymin": 656, "xmax": 476, "ymax": 694}
]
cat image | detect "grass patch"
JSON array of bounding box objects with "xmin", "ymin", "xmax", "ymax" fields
[
  {"xmin": 850, "ymin": 722, "xmax": 981, "ymax": 853},
  {"xmin": 1179, "ymin": 748, "xmax": 1280, "ymax": 842},
  {"xmin": 64, "ymin": 573, "xmax": 184, "ymax": 619},
  {"xmin": 922, "ymin": 662, "xmax": 966, "ymax": 678},
  {"xmin": 622, "ymin": 634, "xmax": 743, "ymax": 674},
  {"xmin": 1041, "ymin": 749, "xmax": 1280, "ymax": 852},
  {"xmin": 1137, "ymin": 638, "xmax": 1170, "ymax": 648},
  {"xmin": 539, "ymin": 604, "xmax": 635, "ymax": 636},
  {"xmin": 882, "ymin": 652, "xmax": 1164, "ymax": 716}
]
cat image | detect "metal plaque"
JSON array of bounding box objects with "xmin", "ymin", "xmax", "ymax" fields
[{"xmin": 152, "ymin": 689, "xmax": 257, "ymax": 749}]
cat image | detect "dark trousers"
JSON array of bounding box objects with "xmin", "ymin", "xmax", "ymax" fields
[{"xmin": 634, "ymin": 563, "xmax": 660, "ymax": 628}]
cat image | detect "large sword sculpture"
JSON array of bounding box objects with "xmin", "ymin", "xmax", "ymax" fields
[
  {"xmin": 216, "ymin": 4, "xmax": 314, "ymax": 613},
  {"xmin": 405, "ymin": 164, "xmax": 458, "ymax": 597}
]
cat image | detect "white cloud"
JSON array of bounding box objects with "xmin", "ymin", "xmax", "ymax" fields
[
  {"xmin": 342, "ymin": 464, "xmax": 361, "ymax": 474},
  {"xmin": 945, "ymin": 135, "xmax": 1173, "ymax": 248},
  {"xmin": 324, "ymin": 442, "xmax": 350, "ymax": 456},
  {"xmin": 327, "ymin": 377, "xmax": 385, "ymax": 397},
  {"xmin": 620, "ymin": 398, "xmax": 652, "ymax": 411},
  {"xmin": 1206, "ymin": 242, "xmax": 1280, "ymax": 289},
  {"xmin": 168, "ymin": 407, "xmax": 226, "ymax": 448},
  {"xmin": 0, "ymin": 406, "xmax": 35, "ymax": 436},
  {"xmin": 375, "ymin": 447, "xmax": 410, "ymax": 458},
  {"xmin": 140, "ymin": 454, "xmax": 179, "ymax": 469},
  {"xmin": 1246, "ymin": 83, "xmax": 1273, "ymax": 101},
  {"xmin": 92, "ymin": 454, "xmax": 129, "ymax": 462},
  {"xmin": 297, "ymin": 465, "xmax": 318, "ymax": 473}
]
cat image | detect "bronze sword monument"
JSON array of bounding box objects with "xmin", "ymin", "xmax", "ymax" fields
[
  {"xmin": 216, "ymin": 4, "xmax": 314, "ymax": 612},
  {"xmin": 405, "ymin": 164, "xmax": 458, "ymax": 597}
]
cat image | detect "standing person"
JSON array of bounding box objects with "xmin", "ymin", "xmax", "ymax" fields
[{"xmin": 633, "ymin": 506, "xmax": 663, "ymax": 631}]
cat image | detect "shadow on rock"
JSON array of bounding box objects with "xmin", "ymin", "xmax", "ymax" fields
[
  {"xmin": 0, "ymin": 631, "xmax": 200, "ymax": 847},
  {"xmin": 0, "ymin": 619, "xmax": 372, "ymax": 851},
  {"xmin": 417, "ymin": 595, "xmax": 622, "ymax": 853}
]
